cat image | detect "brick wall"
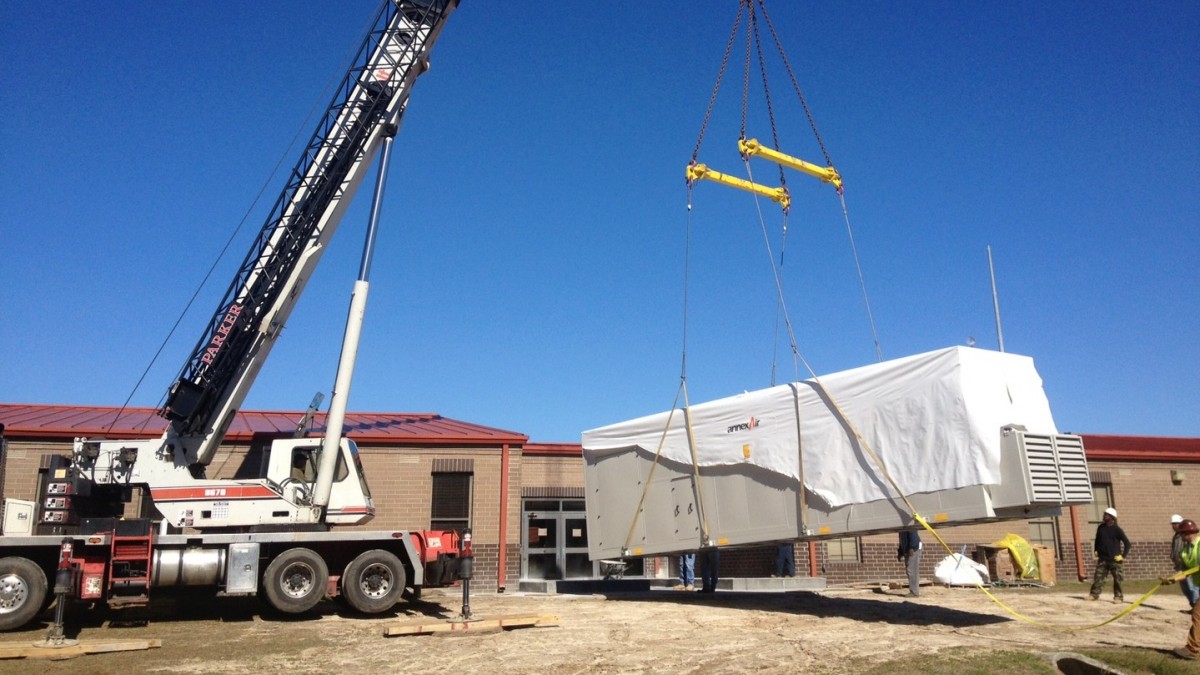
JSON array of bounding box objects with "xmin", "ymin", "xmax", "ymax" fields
[
  {"xmin": 349, "ymin": 444, "xmax": 524, "ymax": 589},
  {"xmin": 2, "ymin": 440, "xmax": 60, "ymax": 501},
  {"xmin": 521, "ymin": 455, "xmax": 584, "ymax": 487},
  {"xmin": 713, "ymin": 541, "xmax": 915, "ymax": 583},
  {"xmin": 718, "ymin": 545, "xmax": 782, "ymax": 577},
  {"xmin": 464, "ymin": 542, "xmax": 521, "ymax": 590}
]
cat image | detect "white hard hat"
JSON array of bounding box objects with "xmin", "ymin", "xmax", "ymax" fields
[
  {"xmin": 1104, "ymin": 507, "xmax": 1118, "ymax": 518},
  {"xmin": 1171, "ymin": 514, "xmax": 1184, "ymax": 524}
]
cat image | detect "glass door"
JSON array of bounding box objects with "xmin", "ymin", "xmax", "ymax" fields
[
  {"xmin": 523, "ymin": 502, "xmax": 563, "ymax": 580},
  {"xmin": 563, "ymin": 508, "xmax": 591, "ymax": 579},
  {"xmin": 522, "ymin": 499, "xmax": 595, "ymax": 580}
]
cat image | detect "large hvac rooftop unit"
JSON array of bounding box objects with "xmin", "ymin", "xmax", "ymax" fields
[{"xmin": 581, "ymin": 347, "xmax": 1092, "ymax": 560}]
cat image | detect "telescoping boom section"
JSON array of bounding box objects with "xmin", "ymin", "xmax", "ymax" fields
[{"xmin": 163, "ymin": 0, "xmax": 458, "ymax": 470}]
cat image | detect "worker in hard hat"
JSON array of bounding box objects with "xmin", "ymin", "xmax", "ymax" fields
[
  {"xmin": 1171, "ymin": 514, "xmax": 1200, "ymax": 608},
  {"xmin": 1164, "ymin": 518, "xmax": 1200, "ymax": 660},
  {"xmin": 1088, "ymin": 507, "xmax": 1131, "ymax": 603}
]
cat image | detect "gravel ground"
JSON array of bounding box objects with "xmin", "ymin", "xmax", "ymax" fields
[{"xmin": 0, "ymin": 583, "xmax": 1196, "ymax": 674}]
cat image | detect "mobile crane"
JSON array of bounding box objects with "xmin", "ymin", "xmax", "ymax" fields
[{"xmin": 0, "ymin": 0, "xmax": 466, "ymax": 632}]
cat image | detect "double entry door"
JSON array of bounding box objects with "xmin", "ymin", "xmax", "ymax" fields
[{"xmin": 521, "ymin": 499, "xmax": 591, "ymax": 580}]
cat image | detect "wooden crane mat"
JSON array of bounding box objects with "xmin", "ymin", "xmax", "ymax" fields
[
  {"xmin": 383, "ymin": 614, "xmax": 559, "ymax": 637},
  {"xmin": 0, "ymin": 638, "xmax": 162, "ymax": 660}
]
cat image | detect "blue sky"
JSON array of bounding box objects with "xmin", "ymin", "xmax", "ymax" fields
[{"xmin": 2, "ymin": 1, "xmax": 1197, "ymax": 443}]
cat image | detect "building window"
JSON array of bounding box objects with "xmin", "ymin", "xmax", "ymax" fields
[
  {"xmin": 1027, "ymin": 517, "xmax": 1059, "ymax": 557},
  {"xmin": 431, "ymin": 472, "xmax": 472, "ymax": 533},
  {"xmin": 1085, "ymin": 484, "xmax": 1114, "ymax": 526},
  {"xmin": 825, "ymin": 537, "xmax": 860, "ymax": 563}
]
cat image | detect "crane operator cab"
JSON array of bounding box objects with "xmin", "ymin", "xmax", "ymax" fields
[{"xmin": 264, "ymin": 437, "xmax": 375, "ymax": 526}]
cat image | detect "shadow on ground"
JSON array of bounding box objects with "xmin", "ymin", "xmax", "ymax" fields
[{"xmin": 604, "ymin": 590, "xmax": 1010, "ymax": 628}]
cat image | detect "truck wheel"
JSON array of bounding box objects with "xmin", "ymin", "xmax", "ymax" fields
[
  {"xmin": 0, "ymin": 557, "xmax": 48, "ymax": 631},
  {"xmin": 262, "ymin": 548, "xmax": 328, "ymax": 614},
  {"xmin": 341, "ymin": 550, "xmax": 406, "ymax": 614}
]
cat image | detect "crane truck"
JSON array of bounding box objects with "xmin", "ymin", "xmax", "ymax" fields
[{"xmin": 0, "ymin": 0, "xmax": 466, "ymax": 632}]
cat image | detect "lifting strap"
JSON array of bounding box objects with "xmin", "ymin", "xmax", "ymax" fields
[{"xmin": 621, "ymin": 191, "xmax": 716, "ymax": 555}]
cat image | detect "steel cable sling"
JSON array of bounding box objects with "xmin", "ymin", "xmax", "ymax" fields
[{"xmin": 622, "ymin": 0, "xmax": 880, "ymax": 555}]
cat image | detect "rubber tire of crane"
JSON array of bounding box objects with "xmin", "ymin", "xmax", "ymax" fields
[
  {"xmin": 262, "ymin": 548, "xmax": 329, "ymax": 615},
  {"xmin": 0, "ymin": 557, "xmax": 49, "ymax": 631},
  {"xmin": 341, "ymin": 549, "xmax": 406, "ymax": 615}
]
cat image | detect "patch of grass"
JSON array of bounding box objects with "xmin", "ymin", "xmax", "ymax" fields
[
  {"xmin": 855, "ymin": 648, "xmax": 1058, "ymax": 674},
  {"xmin": 858, "ymin": 646, "xmax": 1200, "ymax": 675},
  {"xmin": 1023, "ymin": 578, "xmax": 1165, "ymax": 597},
  {"xmin": 1078, "ymin": 647, "xmax": 1200, "ymax": 675}
]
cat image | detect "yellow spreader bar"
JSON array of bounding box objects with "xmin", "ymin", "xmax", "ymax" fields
[
  {"xmin": 686, "ymin": 161, "xmax": 791, "ymax": 212},
  {"xmin": 739, "ymin": 138, "xmax": 843, "ymax": 193}
]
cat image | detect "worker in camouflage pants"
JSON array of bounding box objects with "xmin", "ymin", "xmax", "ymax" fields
[{"xmin": 1089, "ymin": 507, "xmax": 1131, "ymax": 602}]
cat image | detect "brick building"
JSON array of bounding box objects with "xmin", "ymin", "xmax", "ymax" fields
[{"xmin": 2, "ymin": 403, "xmax": 1197, "ymax": 589}]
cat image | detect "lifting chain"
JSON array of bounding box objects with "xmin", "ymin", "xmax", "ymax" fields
[
  {"xmin": 690, "ymin": 2, "xmax": 745, "ymax": 165},
  {"xmin": 755, "ymin": 0, "xmax": 835, "ymax": 168}
]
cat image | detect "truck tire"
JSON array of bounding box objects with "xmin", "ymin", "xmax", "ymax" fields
[
  {"xmin": 262, "ymin": 548, "xmax": 328, "ymax": 614},
  {"xmin": 341, "ymin": 549, "xmax": 406, "ymax": 614},
  {"xmin": 0, "ymin": 557, "xmax": 48, "ymax": 631}
]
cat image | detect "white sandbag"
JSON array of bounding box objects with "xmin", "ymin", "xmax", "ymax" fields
[{"xmin": 934, "ymin": 553, "xmax": 989, "ymax": 586}]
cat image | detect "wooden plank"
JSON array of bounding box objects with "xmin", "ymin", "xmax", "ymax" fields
[
  {"xmin": 0, "ymin": 638, "xmax": 162, "ymax": 660},
  {"xmin": 383, "ymin": 614, "xmax": 559, "ymax": 637}
]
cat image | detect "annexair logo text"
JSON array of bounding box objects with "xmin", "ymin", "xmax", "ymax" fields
[{"xmin": 726, "ymin": 417, "xmax": 760, "ymax": 434}]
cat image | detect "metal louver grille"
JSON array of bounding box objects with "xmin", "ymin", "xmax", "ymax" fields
[
  {"xmin": 1023, "ymin": 432, "xmax": 1093, "ymax": 503},
  {"xmin": 1052, "ymin": 435, "xmax": 1093, "ymax": 502},
  {"xmin": 1023, "ymin": 434, "xmax": 1064, "ymax": 502}
]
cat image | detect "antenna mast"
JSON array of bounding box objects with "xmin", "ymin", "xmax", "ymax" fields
[{"xmin": 987, "ymin": 245, "xmax": 1005, "ymax": 352}]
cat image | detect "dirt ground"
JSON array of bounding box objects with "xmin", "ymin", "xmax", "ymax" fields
[{"xmin": 0, "ymin": 582, "xmax": 1196, "ymax": 674}]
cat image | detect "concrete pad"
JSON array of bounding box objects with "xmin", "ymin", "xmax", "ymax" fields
[
  {"xmin": 520, "ymin": 576, "xmax": 825, "ymax": 594},
  {"xmin": 517, "ymin": 579, "xmax": 652, "ymax": 594}
]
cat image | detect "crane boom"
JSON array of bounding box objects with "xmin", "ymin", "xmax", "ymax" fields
[
  {"xmin": 1, "ymin": 3, "xmax": 474, "ymax": 616},
  {"xmin": 161, "ymin": 0, "xmax": 459, "ymax": 468}
]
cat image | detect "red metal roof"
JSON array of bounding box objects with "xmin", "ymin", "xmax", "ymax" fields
[
  {"xmin": 0, "ymin": 403, "xmax": 527, "ymax": 446},
  {"xmin": 1081, "ymin": 433, "xmax": 1200, "ymax": 462}
]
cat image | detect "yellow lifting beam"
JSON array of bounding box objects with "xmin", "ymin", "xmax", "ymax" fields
[
  {"xmin": 685, "ymin": 161, "xmax": 791, "ymax": 211},
  {"xmin": 739, "ymin": 138, "xmax": 843, "ymax": 193}
]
